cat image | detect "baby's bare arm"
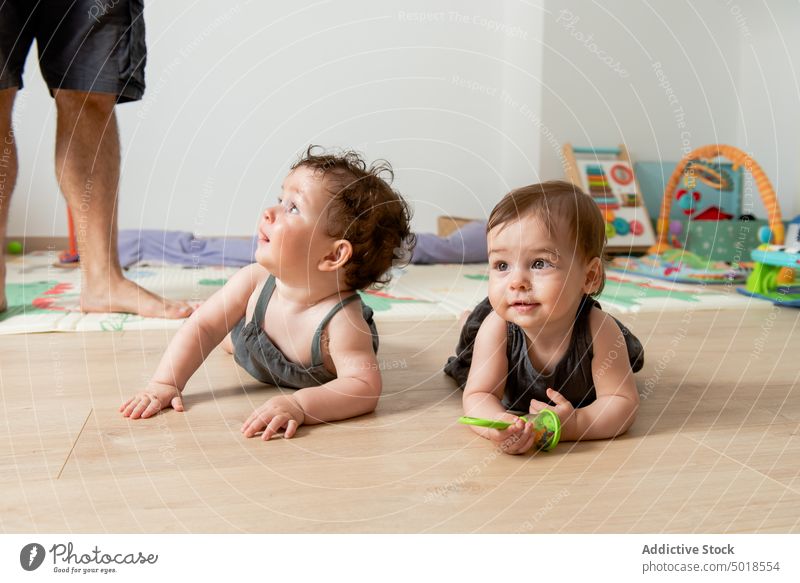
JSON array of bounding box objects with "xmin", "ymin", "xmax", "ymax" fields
[
  {"xmin": 122, "ymin": 264, "xmax": 265, "ymax": 419},
  {"xmin": 292, "ymin": 301, "xmax": 382, "ymax": 424},
  {"xmin": 560, "ymin": 309, "xmax": 640, "ymax": 441},
  {"xmin": 462, "ymin": 312, "xmax": 513, "ymax": 424},
  {"xmin": 149, "ymin": 263, "xmax": 266, "ymax": 391},
  {"xmin": 460, "ymin": 313, "xmax": 532, "ymax": 453}
]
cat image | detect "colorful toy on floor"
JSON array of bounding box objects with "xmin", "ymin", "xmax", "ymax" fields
[
  {"xmin": 458, "ymin": 409, "xmax": 561, "ymax": 451},
  {"xmin": 635, "ymin": 156, "xmax": 768, "ymax": 262},
  {"xmin": 651, "ymin": 145, "xmax": 785, "ymax": 255},
  {"xmin": 669, "ymin": 220, "xmax": 684, "ymax": 248},
  {"xmin": 612, "ymin": 145, "xmax": 786, "ymax": 284},
  {"xmin": 678, "ymin": 159, "xmax": 739, "ymax": 220},
  {"xmin": 58, "ymin": 208, "xmax": 80, "ymax": 265},
  {"xmin": 6, "ymin": 240, "xmax": 23, "ymax": 255},
  {"xmin": 563, "ymin": 144, "xmax": 656, "ymax": 253},
  {"xmin": 736, "ymin": 222, "xmax": 800, "ymax": 307}
]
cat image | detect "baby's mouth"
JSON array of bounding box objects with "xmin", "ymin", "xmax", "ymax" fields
[{"xmin": 510, "ymin": 300, "xmax": 539, "ymax": 312}]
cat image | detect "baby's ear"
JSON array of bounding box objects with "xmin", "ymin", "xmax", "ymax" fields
[
  {"xmin": 582, "ymin": 256, "xmax": 603, "ymax": 294},
  {"xmin": 318, "ymin": 239, "xmax": 353, "ymax": 272}
]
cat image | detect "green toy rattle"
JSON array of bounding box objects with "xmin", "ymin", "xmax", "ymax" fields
[{"xmin": 458, "ymin": 409, "xmax": 561, "ymax": 451}]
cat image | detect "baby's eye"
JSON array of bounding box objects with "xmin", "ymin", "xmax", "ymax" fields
[
  {"xmin": 493, "ymin": 261, "xmax": 509, "ymax": 272},
  {"xmin": 288, "ymin": 203, "xmax": 300, "ymax": 215},
  {"xmin": 532, "ymin": 258, "xmax": 552, "ymax": 269}
]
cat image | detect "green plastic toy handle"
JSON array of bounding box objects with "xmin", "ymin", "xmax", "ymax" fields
[
  {"xmin": 457, "ymin": 416, "xmax": 513, "ymax": 430},
  {"xmin": 458, "ymin": 411, "xmax": 561, "ymax": 451}
]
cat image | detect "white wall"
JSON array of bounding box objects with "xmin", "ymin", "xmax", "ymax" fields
[
  {"xmin": 8, "ymin": 0, "xmax": 798, "ymax": 240},
  {"xmin": 734, "ymin": 1, "xmax": 800, "ymax": 219},
  {"xmin": 539, "ymin": 0, "xmax": 798, "ymax": 218},
  {"xmin": 8, "ymin": 0, "xmax": 544, "ymax": 237}
]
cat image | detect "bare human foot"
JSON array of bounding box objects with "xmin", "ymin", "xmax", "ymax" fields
[
  {"xmin": 458, "ymin": 309, "xmax": 471, "ymax": 329},
  {"xmin": 80, "ymin": 276, "xmax": 193, "ymax": 319}
]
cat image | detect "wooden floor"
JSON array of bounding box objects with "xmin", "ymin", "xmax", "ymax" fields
[{"xmin": 1, "ymin": 304, "xmax": 798, "ymax": 533}]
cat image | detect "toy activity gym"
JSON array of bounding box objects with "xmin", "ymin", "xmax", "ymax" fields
[{"xmin": 578, "ymin": 143, "xmax": 800, "ymax": 296}]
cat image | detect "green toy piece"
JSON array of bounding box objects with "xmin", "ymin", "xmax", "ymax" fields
[
  {"xmin": 6, "ymin": 240, "xmax": 23, "ymax": 255},
  {"xmin": 659, "ymin": 248, "xmax": 714, "ymax": 270},
  {"xmin": 458, "ymin": 409, "xmax": 561, "ymax": 451},
  {"xmin": 746, "ymin": 261, "xmax": 780, "ymax": 296},
  {"xmin": 458, "ymin": 416, "xmax": 515, "ymax": 430},
  {"xmin": 737, "ymin": 242, "xmax": 800, "ymax": 307}
]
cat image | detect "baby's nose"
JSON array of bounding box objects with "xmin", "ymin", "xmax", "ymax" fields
[{"xmin": 510, "ymin": 273, "xmax": 531, "ymax": 289}]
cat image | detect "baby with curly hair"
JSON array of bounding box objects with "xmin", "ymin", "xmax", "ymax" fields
[{"xmin": 121, "ymin": 146, "xmax": 413, "ymax": 441}]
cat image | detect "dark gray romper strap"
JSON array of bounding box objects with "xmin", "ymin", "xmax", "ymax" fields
[
  {"xmin": 253, "ymin": 275, "xmax": 277, "ymax": 326},
  {"xmin": 310, "ymin": 294, "xmax": 363, "ymax": 367}
]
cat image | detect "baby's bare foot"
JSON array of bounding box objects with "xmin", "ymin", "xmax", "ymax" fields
[
  {"xmin": 80, "ymin": 276, "xmax": 192, "ymax": 319},
  {"xmin": 458, "ymin": 309, "xmax": 471, "ymax": 329}
]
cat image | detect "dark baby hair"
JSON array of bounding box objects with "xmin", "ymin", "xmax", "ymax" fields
[
  {"xmin": 292, "ymin": 145, "xmax": 414, "ymax": 290},
  {"xmin": 486, "ymin": 180, "xmax": 607, "ymax": 296}
]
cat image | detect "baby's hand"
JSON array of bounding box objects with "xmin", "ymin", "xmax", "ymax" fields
[
  {"xmin": 530, "ymin": 387, "xmax": 576, "ymax": 435},
  {"xmin": 120, "ymin": 381, "xmax": 184, "ymax": 419},
  {"xmin": 241, "ymin": 395, "xmax": 305, "ymax": 441},
  {"xmin": 487, "ymin": 415, "xmax": 536, "ymax": 455}
]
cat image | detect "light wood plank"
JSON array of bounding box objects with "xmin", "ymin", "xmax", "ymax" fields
[{"xmin": 1, "ymin": 305, "xmax": 798, "ymax": 533}]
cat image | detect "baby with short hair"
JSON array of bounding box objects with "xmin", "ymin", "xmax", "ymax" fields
[
  {"xmin": 121, "ymin": 146, "xmax": 413, "ymax": 441},
  {"xmin": 445, "ymin": 181, "xmax": 644, "ymax": 454}
]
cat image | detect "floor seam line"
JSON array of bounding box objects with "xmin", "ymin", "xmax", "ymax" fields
[
  {"xmin": 683, "ymin": 433, "xmax": 800, "ymax": 497},
  {"xmin": 56, "ymin": 407, "xmax": 93, "ymax": 480}
]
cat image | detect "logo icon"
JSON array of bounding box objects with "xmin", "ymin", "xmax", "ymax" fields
[{"xmin": 20, "ymin": 543, "xmax": 46, "ymax": 571}]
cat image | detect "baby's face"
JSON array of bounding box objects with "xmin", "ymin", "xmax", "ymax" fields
[
  {"xmin": 254, "ymin": 165, "xmax": 336, "ymax": 278},
  {"xmin": 487, "ymin": 213, "xmax": 597, "ymax": 332}
]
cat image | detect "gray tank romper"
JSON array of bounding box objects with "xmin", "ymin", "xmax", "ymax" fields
[
  {"xmin": 231, "ymin": 275, "xmax": 379, "ymax": 388},
  {"xmin": 444, "ymin": 296, "xmax": 644, "ymax": 411}
]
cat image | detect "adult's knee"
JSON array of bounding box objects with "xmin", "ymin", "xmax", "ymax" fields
[{"xmin": 54, "ymin": 90, "xmax": 116, "ymax": 119}]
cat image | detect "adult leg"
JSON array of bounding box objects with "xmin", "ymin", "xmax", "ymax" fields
[
  {"xmin": 0, "ymin": 88, "xmax": 18, "ymax": 312},
  {"xmin": 53, "ymin": 89, "xmax": 191, "ymax": 318}
]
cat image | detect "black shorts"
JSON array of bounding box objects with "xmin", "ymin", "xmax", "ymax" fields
[{"xmin": 0, "ymin": 0, "xmax": 146, "ymax": 103}]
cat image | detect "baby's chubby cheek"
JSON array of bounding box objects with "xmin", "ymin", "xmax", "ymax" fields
[{"xmin": 487, "ymin": 281, "xmax": 506, "ymax": 308}]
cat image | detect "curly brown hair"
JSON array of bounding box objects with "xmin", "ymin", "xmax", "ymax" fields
[{"xmin": 292, "ymin": 145, "xmax": 414, "ymax": 290}]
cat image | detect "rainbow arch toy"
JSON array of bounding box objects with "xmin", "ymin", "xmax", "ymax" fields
[
  {"xmin": 636, "ymin": 144, "xmax": 800, "ymax": 290},
  {"xmin": 650, "ymin": 144, "xmax": 785, "ymax": 256},
  {"xmin": 647, "ymin": 144, "xmax": 797, "ymax": 303}
]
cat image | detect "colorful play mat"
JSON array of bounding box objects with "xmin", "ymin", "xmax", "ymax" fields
[
  {"xmin": 608, "ymin": 249, "xmax": 748, "ymax": 284},
  {"xmin": 0, "ymin": 252, "xmax": 771, "ymax": 335}
]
